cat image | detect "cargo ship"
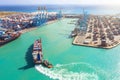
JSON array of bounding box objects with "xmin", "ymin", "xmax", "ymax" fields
[
  {"xmin": 32, "ymin": 39, "xmax": 43, "ymax": 64},
  {"xmin": 32, "ymin": 39, "xmax": 53, "ymax": 68},
  {"xmin": 0, "ymin": 32, "xmax": 21, "ymax": 46}
]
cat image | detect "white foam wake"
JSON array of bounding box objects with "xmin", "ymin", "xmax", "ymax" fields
[{"xmin": 35, "ymin": 63, "xmax": 99, "ymax": 80}]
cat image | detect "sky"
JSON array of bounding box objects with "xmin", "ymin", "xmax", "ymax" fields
[{"xmin": 0, "ymin": 0, "xmax": 120, "ymax": 6}]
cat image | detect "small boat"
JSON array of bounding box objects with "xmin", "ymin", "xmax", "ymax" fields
[
  {"xmin": 71, "ymin": 33, "xmax": 77, "ymax": 37},
  {"xmin": 42, "ymin": 60, "xmax": 53, "ymax": 68},
  {"xmin": 70, "ymin": 31, "xmax": 77, "ymax": 38}
]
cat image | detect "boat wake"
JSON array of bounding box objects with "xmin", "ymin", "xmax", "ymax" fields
[{"xmin": 35, "ymin": 62, "xmax": 106, "ymax": 80}]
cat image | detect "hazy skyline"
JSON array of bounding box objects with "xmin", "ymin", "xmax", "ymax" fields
[{"xmin": 0, "ymin": 0, "xmax": 120, "ymax": 6}]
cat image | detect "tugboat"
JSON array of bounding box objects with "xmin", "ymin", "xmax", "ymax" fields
[
  {"xmin": 42, "ymin": 60, "xmax": 53, "ymax": 68},
  {"xmin": 32, "ymin": 39, "xmax": 53, "ymax": 68}
]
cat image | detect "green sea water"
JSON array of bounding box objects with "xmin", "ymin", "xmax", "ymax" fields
[{"xmin": 0, "ymin": 18, "xmax": 120, "ymax": 80}]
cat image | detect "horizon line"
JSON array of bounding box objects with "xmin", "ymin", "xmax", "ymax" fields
[{"xmin": 0, "ymin": 4, "xmax": 120, "ymax": 6}]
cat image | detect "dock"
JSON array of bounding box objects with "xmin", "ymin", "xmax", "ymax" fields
[{"xmin": 72, "ymin": 15, "xmax": 120, "ymax": 49}]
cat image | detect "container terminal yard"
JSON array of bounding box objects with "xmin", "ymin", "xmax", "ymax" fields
[
  {"xmin": 0, "ymin": 6, "xmax": 62, "ymax": 46},
  {"xmin": 71, "ymin": 13, "xmax": 120, "ymax": 49}
]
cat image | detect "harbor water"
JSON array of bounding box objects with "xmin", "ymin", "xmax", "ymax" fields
[{"xmin": 0, "ymin": 18, "xmax": 120, "ymax": 80}]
